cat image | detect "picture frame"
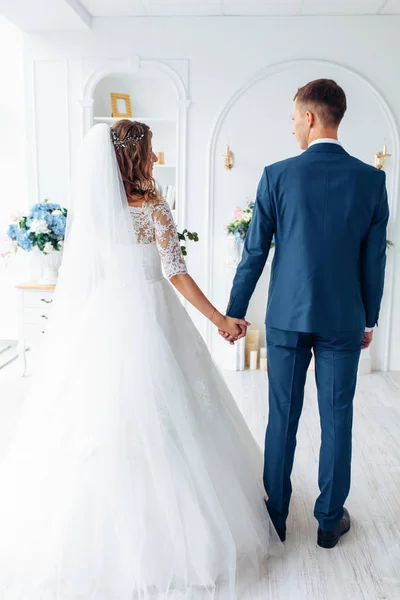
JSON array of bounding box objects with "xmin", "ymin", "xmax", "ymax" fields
[{"xmin": 110, "ymin": 93, "xmax": 132, "ymax": 118}]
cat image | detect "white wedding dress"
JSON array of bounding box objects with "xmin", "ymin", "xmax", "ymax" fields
[{"xmin": 0, "ymin": 125, "xmax": 282, "ymax": 600}]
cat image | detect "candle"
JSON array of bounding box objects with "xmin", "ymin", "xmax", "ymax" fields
[
  {"xmin": 246, "ymin": 330, "xmax": 260, "ymax": 346},
  {"xmin": 245, "ymin": 329, "xmax": 260, "ymax": 367},
  {"xmin": 260, "ymin": 347, "xmax": 267, "ymax": 359},
  {"xmin": 245, "ymin": 342, "xmax": 257, "ymax": 367},
  {"xmin": 250, "ymin": 350, "xmax": 258, "ymax": 370},
  {"xmin": 260, "ymin": 357, "xmax": 267, "ymax": 371}
]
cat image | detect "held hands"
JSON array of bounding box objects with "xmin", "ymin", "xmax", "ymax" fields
[
  {"xmin": 218, "ymin": 317, "xmax": 251, "ymax": 346},
  {"xmin": 210, "ymin": 310, "xmax": 250, "ymax": 345},
  {"xmin": 219, "ymin": 317, "xmax": 250, "ymax": 345}
]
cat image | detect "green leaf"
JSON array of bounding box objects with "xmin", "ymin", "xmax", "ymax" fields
[{"xmin": 177, "ymin": 229, "xmax": 199, "ymax": 255}]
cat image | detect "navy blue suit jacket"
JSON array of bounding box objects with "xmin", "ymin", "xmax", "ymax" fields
[{"xmin": 226, "ymin": 143, "xmax": 389, "ymax": 332}]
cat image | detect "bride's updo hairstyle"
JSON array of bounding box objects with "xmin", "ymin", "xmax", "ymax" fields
[{"xmin": 111, "ymin": 119, "xmax": 160, "ymax": 204}]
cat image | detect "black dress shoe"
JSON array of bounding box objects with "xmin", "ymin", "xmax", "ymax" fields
[{"xmin": 317, "ymin": 508, "xmax": 351, "ymax": 549}]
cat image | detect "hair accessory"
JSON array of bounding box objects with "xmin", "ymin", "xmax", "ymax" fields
[{"xmin": 110, "ymin": 128, "xmax": 145, "ymax": 150}]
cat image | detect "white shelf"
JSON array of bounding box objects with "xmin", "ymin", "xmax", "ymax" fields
[
  {"xmin": 89, "ymin": 67, "xmax": 186, "ymax": 239},
  {"xmin": 93, "ymin": 116, "xmax": 176, "ymax": 124}
]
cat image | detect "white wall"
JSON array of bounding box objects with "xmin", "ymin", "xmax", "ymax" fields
[
  {"xmin": 0, "ymin": 17, "xmax": 29, "ymax": 339},
  {"xmin": 9, "ymin": 16, "xmax": 400, "ymax": 369}
]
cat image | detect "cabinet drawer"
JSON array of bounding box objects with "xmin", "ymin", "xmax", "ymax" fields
[
  {"xmin": 24, "ymin": 323, "xmax": 47, "ymax": 347},
  {"xmin": 23, "ymin": 307, "xmax": 52, "ymax": 325},
  {"xmin": 23, "ymin": 290, "xmax": 54, "ymax": 308}
]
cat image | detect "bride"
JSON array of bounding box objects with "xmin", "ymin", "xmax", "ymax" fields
[{"xmin": 0, "ymin": 121, "xmax": 282, "ymax": 599}]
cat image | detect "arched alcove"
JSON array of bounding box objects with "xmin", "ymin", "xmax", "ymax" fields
[
  {"xmin": 81, "ymin": 57, "xmax": 190, "ymax": 227},
  {"xmin": 205, "ymin": 59, "xmax": 399, "ymax": 372}
]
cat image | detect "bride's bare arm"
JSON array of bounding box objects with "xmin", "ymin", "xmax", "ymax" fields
[{"xmin": 169, "ymin": 273, "xmax": 249, "ymax": 341}]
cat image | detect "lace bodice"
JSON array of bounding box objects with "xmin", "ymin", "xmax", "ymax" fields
[{"xmin": 128, "ymin": 199, "xmax": 187, "ymax": 279}]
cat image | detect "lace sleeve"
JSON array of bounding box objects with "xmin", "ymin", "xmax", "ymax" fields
[{"xmin": 152, "ymin": 200, "xmax": 188, "ymax": 279}]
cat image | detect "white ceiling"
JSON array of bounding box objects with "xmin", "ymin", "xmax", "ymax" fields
[
  {"xmin": 81, "ymin": 0, "xmax": 400, "ymax": 17},
  {"xmin": 0, "ymin": 0, "xmax": 91, "ymax": 30},
  {"xmin": 0, "ymin": 0, "xmax": 399, "ymax": 32}
]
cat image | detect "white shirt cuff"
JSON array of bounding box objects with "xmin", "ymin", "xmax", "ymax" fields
[{"xmin": 365, "ymin": 327, "xmax": 374, "ymax": 332}]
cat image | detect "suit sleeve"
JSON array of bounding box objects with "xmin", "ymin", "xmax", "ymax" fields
[
  {"xmin": 226, "ymin": 167, "xmax": 276, "ymax": 318},
  {"xmin": 361, "ymin": 171, "xmax": 389, "ymax": 328}
]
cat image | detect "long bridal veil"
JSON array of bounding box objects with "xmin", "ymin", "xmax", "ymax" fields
[{"xmin": 0, "ymin": 124, "xmax": 281, "ymax": 599}]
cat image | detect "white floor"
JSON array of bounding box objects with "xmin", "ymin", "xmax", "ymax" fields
[{"xmin": 0, "ymin": 361, "xmax": 399, "ymax": 599}]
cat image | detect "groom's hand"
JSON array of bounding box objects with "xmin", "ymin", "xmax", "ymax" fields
[{"xmin": 362, "ymin": 330, "xmax": 373, "ymax": 350}]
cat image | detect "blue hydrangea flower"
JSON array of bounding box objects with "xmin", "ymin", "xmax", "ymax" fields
[
  {"xmin": 7, "ymin": 201, "xmax": 67, "ymax": 254},
  {"xmin": 34, "ymin": 201, "xmax": 61, "ymax": 212},
  {"xmin": 16, "ymin": 228, "xmax": 32, "ymax": 251},
  {"xmin": 51, "ymin": 214, "xmax": 66, "ymax": 236},
  {"xmin": 30, "ymin": 209, "xmax": 45, "ymax": 221},
  {"xmin": 31, "ymin": 203, "xmax": 48, "ymax": 214},
  {"xmin": 7, "ymin": 224, "xmax": 18, "ymax": 240}
]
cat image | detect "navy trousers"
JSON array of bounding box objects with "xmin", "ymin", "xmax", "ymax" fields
[{"xmin": 264, "ymin": 327, "xmax": 364, "ymax": 532}]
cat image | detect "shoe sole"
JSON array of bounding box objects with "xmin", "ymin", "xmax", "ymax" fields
[{"xmin": 317, "ymin": 523, "xmax": 351, "ymax": 549}]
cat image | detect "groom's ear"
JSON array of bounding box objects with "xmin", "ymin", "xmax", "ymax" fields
[{"xmin": 306, "ymin": 110, "xmax": 315, "ymax": 128}]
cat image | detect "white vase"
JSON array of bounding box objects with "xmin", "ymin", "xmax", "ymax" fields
[
  {"xmin": 226, "ymin": 236, "xmax": 244, "ymax": 268},
  {"xmin": 38, "ymin": 250, "xmax": 63, "ymax": 285}
]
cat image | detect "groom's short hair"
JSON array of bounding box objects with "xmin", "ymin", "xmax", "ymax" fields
[{"xmin": 294, "ymin": 79, "xmax": 347, "ymax": 127}]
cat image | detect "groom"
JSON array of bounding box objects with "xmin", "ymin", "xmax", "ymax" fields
[{"xmin": 224, "ymin": 79, "xmax": 389, "ymax": 548}]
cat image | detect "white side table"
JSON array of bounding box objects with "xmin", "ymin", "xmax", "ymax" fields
[{"xmin": 16, "ymin": 282, "xmax": 56, "ymax": 377}]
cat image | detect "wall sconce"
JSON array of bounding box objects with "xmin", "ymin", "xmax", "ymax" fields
[
  {"xmin": 374, "ymin": 144, "xmax": 391, "ymax": 170},
  {"xmin": 224, "ymin": 145, "xmax": 234, "ymax": 170}
]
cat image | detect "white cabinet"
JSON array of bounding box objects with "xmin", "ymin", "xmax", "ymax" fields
[{"xmin": 16, "ymin": 282, "xmax": 55, "ymax": 376}]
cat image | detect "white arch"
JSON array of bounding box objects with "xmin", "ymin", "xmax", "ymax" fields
[
  {"xmin": 205, "ymin": 58, "xmax": 399, "ymax": 371},
  {"xmin": 82, "ymin": 57, "xmax": 189, "ymax": 107}
]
